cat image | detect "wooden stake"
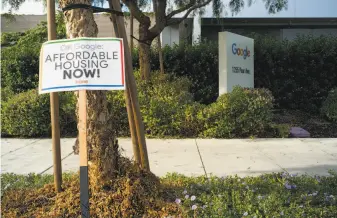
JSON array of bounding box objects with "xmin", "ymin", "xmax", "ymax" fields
[
  {"xmin": 125, "ymin": 96, "xmax": 141, "ymax": 164},
  {"xmin": 111, "ymin": 0, "xmax": 150, "ymax": 170},
  {"xmin": 79, "ymin": 90, "xmax": 90, "ymax": 217},
  {"xmin": 108, "ymin": 1, "xmax": 141, "ymax": 165},
  {"xmin": 47, "ymin": 0, "xmax": 62, "ymax": 193},
  {"xmin": 130, "ymin": 12, "xmax": 134, "ymax": 53}
]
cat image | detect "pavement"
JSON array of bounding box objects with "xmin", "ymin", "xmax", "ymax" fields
[{"xmin": 1, "ymin": 138, "xmax": 337, "ymax": 177}]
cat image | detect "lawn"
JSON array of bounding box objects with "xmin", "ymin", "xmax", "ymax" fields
[{"xmin": 1, "ymin": 171, "xmax": 337, "ymax": 217}]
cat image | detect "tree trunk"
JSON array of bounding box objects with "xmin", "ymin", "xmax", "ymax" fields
[
  {"xmin": 130, "ymin": 12, "xmax": 134, "ymax": 53},
  {"xmin": 60, "ymin": 0, "xmax": 118, "ymax": 185},
  {"xmin": 139, "ymin": 42, "xmax": 151, "ymax": 80},
  {"xmin": 152, "ymin": 0, "xmax": 164, "ymax": 75},
  {"xmin": 139, "ymin": 23, "xmax": 152, "ymax": 80},
  {"xmin": 157, "ymin": 36, "xmax": 164, "ymax": 74}
]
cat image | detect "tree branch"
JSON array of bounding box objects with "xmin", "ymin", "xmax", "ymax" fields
[
  {"xmin": 156, "ymin": 0, "xmax": 167, "ymax": 23},
  {"xmin": 166, "ymin": 0, "xmax": 212, "ymax": 26},
  {"xmin": 166, "ymin": 0, "xmax": 196, "ymax": 20},
  {"xmin": 148, "ymin": 0, "xmax": 167, "ymax": 37},
  {"xmin": 121, "ymin": 0, "xmax": 151, "ymax": 25}
]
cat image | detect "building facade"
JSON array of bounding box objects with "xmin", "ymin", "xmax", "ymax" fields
[
  {"xmin": 162, "ymin": 17, "xmax": 337, "ymax": 45},
  {"xmin": 199, "ymin": 17, "xmax": 337, "ymax": 41},
  {"xmin": 2, "ymin": 14, "xmax": 337, "ymax": 47}
]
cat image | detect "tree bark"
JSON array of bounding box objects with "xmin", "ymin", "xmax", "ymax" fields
[
  {"xmin": 153, "ymin": 0, "xmax": 164, "ymax": 75},
  {"xmin": 139, "ymin": 23, "xmax": 152, "ymax": 80},
  {"xmin": 139, "ymin": 42, "xmax": 151, "ymax": 80},
  {"xmin": 157, "ymin": 36, "xmax": 164, "ymax": 74},
  {"xmin": 60, "ymin": 0, "xmax": 118, "ymax": 185}
]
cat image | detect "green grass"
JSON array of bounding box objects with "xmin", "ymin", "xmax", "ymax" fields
[
  {"xmin": 162, "ymin": 172, "xmax": 337, "ymax": 217},
  {"xmin": 1, "ymin": 172, "xmax": 73, "ymax": 195},
  {"xmin": 1, "ymin": 171, "xmax": 337, "ymax": 217}
]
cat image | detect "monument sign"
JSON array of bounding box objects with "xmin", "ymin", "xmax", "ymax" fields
[{"xmin": 218, "ymin": 31, "xmax": 254, "ymax": 95}]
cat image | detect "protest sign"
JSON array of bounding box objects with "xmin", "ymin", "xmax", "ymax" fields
[{"xmin": 39, "ymin": 37, "xmax": 125, "ymax": 94}]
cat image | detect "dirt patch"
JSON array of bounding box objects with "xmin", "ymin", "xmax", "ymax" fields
[{"xmin": 273, "ymin": 109, "xmax": 337, "ymax": 138}]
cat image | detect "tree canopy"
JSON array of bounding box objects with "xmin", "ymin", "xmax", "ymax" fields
[
  {"xmin": 3, "ymin": 0, "xmax": 288, "ymax": 17},
  {"xmin": 2, "ymin": 0, "xmax": 288, "ymax": 80}
]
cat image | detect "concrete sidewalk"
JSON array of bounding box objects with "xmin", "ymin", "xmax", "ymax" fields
[{"xmin": 1, "ymin": 138, "xmax": 337, "ymax": 177}]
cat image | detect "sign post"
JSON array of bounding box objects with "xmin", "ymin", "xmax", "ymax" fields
[
  {"xmin": 47, "ymin": 0, "xmax": 62, "ymax": 193},
  {"xmin": 79, "ymin": 89, "xmax": 89, "ymax": 217},
  {"xmin": 39, "ymin": 37, "xmax": 126, "ymax": 217}
]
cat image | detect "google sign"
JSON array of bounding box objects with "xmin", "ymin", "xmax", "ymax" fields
[
  {"xmin": 219, "ymin": 31, "xmax": 254, "ymax": 94},
  {"xmin": 232, "ymin": 43, "xmax": 250, "ymax": 59}
]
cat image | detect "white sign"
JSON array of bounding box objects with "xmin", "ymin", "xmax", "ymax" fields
[
  {"xmin": 218, "ymin": 31, "xmax": 254, "ymax": 95},
  {"xmin": 39, "ymin": 37, "xmax": 125, "ymax": 94}
]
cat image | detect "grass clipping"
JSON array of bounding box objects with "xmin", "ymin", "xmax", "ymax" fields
[{"xmin": 2, "ymin": 151, "xmax": 181, "ymax": 217}]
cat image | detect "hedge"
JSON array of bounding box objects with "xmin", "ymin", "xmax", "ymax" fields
[
  {"xmin": 107, "ymin": 71, "xmax": 202, "ymax": 137},
  {"xmin": 2, "ymin": 72, "xmax": 286, "ymax": 138},
  {"xmin": 1, "ymin": 14, "xmax": 66, "ymax": 95},
  {"xmin": 321, "ymin": 87, "xmax": 337, "ymax": 123},
  {"xmin": 200, "ymin": 87, "xmax": 275, "ymax": 138},
  {"xmin": 108, "ymin": 73, "xmax": 278, "ymax": 138},
  {"xmin": 132, "ymin": 34, "xmax": 337, "ymax": 112},
  {"xmin": 1, "ymin": 89, "xmax": 76, "ymax": 137},
  {"xmin": 2, "ymin": 24, "xmax": 336, "ymax": 113},
  {"xmin": 254, "ymin": 34, "xmax": 337, "ymax": 113},
  {"xmin": 1, "ymin": 46, "xmax": 40, "ymax": 93},
  {"xmin": 132, "ymin": 42, "xmax": 218, "ymax": 105}
]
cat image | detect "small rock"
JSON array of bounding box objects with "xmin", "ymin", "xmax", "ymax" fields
[{"xmin": 290, "ymin": 127, "xmax": 310, "ymax": 138}]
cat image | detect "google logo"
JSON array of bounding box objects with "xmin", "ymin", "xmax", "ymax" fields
[{"xmin": 232, "ymin": 43, "xmax": 250, "ymax": 59}]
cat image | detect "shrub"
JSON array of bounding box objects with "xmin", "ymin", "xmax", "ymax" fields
[
  {"xmin": 264, "ymin": 124, "xmax": 291, "ymax": 138},
  {"xmin": 133, "ymin": 42, "xmax": 218, "ymax": 104},
  {"xmin": 106, "ymin": 71, "xmax": 199, "ymax": 138},
  {"xmin": 321, "ymin": 88, "xmax": 337, "ymax": 122},
  {"xmin": 1, "ymin": 89, "xmax": 50, "ymax": 137},
  {"xmin": 1, "ymin": 46, "xmax": 40, "ymax": 93},
  {"xmin": 2, "ymin": 77, "xmax": 278, "ymax": 139},
  {"xmin": 6, "ymin": 27, "xmax": 337, "ymax": 112},
  {"xmin": 1, "ymin": 87, "xmax": 15, "ymax": 136},
  {"xmin": 1, "ymin": 89, "xmax": 76, "ymax": 137},
  {"xmin": 201, "ymin": 86, "xmax": 274, "ymax": 138},
  {"xmin": 253, "ymin": 34, "xmax": 337, "ymax": 113},
  {"xmin": 1, "ymin": 32, "xmax": 24, "ymax": 46},
  {"xmin": 133, "ymin": 35, "xmax": 337, "ymax": 113},
  {"xmin": 106, "ymin": 90, "xmax": 129, "ymax": 136},
  {"xmin": 1, "ymin": 87, "xmax": 14, "ymax": 102},
  {"xmin": 1, "ymin": 71, "xmax": 198, "ymax": 138},
  {"xmin": 59, "ymin": 92, "xmax": 77, "ymax": 137},
  {"xmin": 179, "ymin": 103, "xmax": 206, "ymax": 137},
  {"xmin": 138, "ymin": 72, "xmax": 195, "ymax": 137},
  {"xmin": 1, "ymin": 13, "xmax": 66, "ymax": 94}
]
